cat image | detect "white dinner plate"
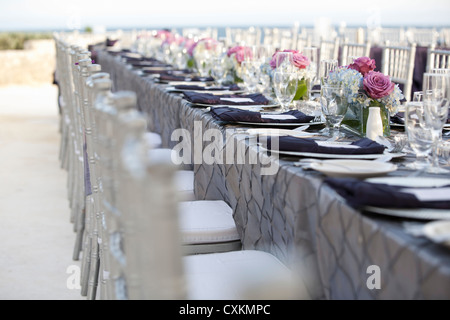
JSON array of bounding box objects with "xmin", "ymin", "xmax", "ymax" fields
[
  {"xmin": 363, "ymin": 177, "xmax": 450, "ymax": 220},
  {"xmin": 422, "ymin": 220, "xmax": 450, "ymax": 248},
  {"xmin": 309, "ymin": 159, "xmax": 397, "ymax": 178}
]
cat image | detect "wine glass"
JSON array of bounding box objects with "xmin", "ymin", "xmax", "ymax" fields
[
  {"xmin": 404, "ymin": 101, "xmax": 434, "ymax": 170},
  {"xmin": 274, "ymin": 51, "xmax": 295, "ymax": 73},
  {"xmin": 241, "ymin": 60, "xmax": 260, "ymax": 93},
  {"xmin": 211, "ymin": 56, "xmax": 227, "ymax": 86},
  {"xmin": 422, "ymin": 72, "xmax": 450, "ymax": 173},
  {"xmin": 302, "ymin": 47, "xmax": 319, "ymax": 100},
  {"xmin": 272, "ymin": 71, "xmax": 298, "ymax": 112},
  {"xmin": 193, "ymin": 49, "xmax": 211, "ymax": 77},
  {"xmin": 320, "ymin": 84, "xmax": 348, "ymax": 139},
  {"xmin": 319, "ymin": 59, "xmax": 338, "ymax": 85}
]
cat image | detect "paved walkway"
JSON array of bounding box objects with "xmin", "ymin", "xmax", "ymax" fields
[{"xmin": 0, "ymin": 85, "xmax": 84, "ymax": 300}]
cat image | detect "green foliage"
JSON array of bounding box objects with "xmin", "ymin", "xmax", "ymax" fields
[
  {"xmin": 84, "ymin": 26, "xmax": 93, "ymax": 33},
  {"xmin": 0, "ymin": 32, "xmax": 52, "ymax": 50}
]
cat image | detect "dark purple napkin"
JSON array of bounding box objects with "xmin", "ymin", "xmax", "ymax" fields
[
  {"xmin": 390, "ymin": 113, "xmax": 405, "ymax": 125},
  {"xmin": 324, "ymin": 178, "xmax": 450, "ymax": 209},
  {"xmin": 159, "ymin": 74, "xmax": 214, "ymax": 82},
  {"xmin": 184, "ymin": 92, "xmax": 269, "ymax": 105},
  {"xmin": 175, "ymin": 84, "xmax": 241, "ymax": 91},
  {"xmin": 266, "ymin": 137, "xmax": 385, "ymax": 155},
  {"xmin": 210, "ymin": 107, "xmax": 315, "ymax": 123}
]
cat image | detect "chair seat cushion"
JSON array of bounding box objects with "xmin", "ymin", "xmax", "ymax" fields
[
  {"xmin": 174, "ymin": 170, "xmax": 195, "ymax": 201},
  {"xmin": 183, "ymin": 250, "xmax": 294, "ymax": 300},
  {"xmin": 147, "ymin": 148, "xmax": 174, "ymax": 164},
  {"xmin": 179, "ymin": 200, "xmax": 239, "ymax": 244},
  {"xmin": 144, "ymin": 132, "xmax": 162, "ymax": 149}
]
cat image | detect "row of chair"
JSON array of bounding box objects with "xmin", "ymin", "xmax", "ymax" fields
[
  {"xmin": 54, "ymin": 33, "xmax": 308, "ymax": 299},
  {"xmin": 223, "ymin": 26, "xmax": 446, "ymax": 48}
]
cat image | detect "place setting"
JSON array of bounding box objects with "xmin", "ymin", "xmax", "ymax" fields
[
  {"xmin": 182, "ymin": 91, "xmax": 282, "ymax": 110},
  {"xmin": 324, "ymin": 176, "xmax": 450, "ymax": 220}
]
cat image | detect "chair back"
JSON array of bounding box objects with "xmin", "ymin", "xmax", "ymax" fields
[
  {"xmin": 381, "ymin": 43, "xmax": 417, "ymax": 101},
  {"xmin": 427, "ymin": 46, "xmax": 450, "ymax": 71},
  {"xmin": 340, "ymin": 41, "xmax": 371, "ymax": 65}
]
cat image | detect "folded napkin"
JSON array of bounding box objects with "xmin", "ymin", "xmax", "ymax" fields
[
  {"xmin": 184, "ymin": 92, "xmax": 270, "ymax": 105},
  {"xmin": 174, "ymin": 84, "xmax": 241, "ymax": 91},
  {"xmin": 324, "ymin": 177, "xmax": 450, "ymax": 209},
  {"xmin": 266, "ymin": 137, "xmax": 386, "ymax": 155},
  {"xmin": 159, "ymin": 74, "xmax": 214, "ymax": 82},
  {"xmin": 209, "ymin": 107, "xmax": 315, "ymax": 123},
  {"xmin": 390, "ymin": 113, "xmax": 405, "ymax": 125}
]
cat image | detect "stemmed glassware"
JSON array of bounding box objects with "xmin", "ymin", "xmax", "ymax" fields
[
  {"xmin": 272, "ymin": 71, "xmax": 298, "ymax": 112},
  {"xmin": 274, "ymin": 51, "xmax": 295, "ymax": 73},
  {"xmin": 302, "ymin": 47, "xmax": 319, "ymax": 100},
  {"xmin": 422, "ymin": 72, "xmax": 450, "ymax": 173},
  {"xmin": 241, "ymin": 60, "xmax": 260, "ymax": 92},
  {"xmin": 404, "ymin": 101, "xmax": 434, "ymax": 170},
  {"xmin": 319, "ymin": 59, "xmax": 338, "ymax": 85},
  {"xmin": 320, "ymin": 84, "xmax": 348, "ymax": 139},
  {"xmin": 211, "ymin": 56, "xmax": 227, "ymax": 86}
]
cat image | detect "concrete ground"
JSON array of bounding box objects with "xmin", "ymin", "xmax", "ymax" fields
[{"xmin": 0, "ymin": 84, "xmax": 85, "ymax": 300}]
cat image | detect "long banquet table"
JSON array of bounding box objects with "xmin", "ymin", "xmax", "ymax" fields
[{"xmin": 97, "ymin": 49, "xmax": 450, "ymax": 300}]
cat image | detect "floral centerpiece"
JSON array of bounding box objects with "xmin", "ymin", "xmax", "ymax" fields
[
  {"xmin": 187, "ymin": 38, "xmax": 219, "ymax": 76},
  {"xmin": 269, "ymin": 49, "xmax": 313, "ymax": 101},
  {"xmin": 328, "ymin": 57, "xmax": 404, "ymax": 137},
  {"xmin": 223, "ymin": 45, "xmax": 253, "ymax": 83}
]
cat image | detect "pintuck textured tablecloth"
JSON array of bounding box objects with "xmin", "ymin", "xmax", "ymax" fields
[{"xmin": 97, "ymin": 49, "xmax": 450, "ymax": 300}]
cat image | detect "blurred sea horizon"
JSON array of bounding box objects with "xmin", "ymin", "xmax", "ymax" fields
[{"xmin": 4, "ymin": 23, "xmax": 450, "ymax": 35}]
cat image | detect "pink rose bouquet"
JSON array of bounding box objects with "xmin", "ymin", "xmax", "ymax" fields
[
  {"xmin": 227, "ymin": 46, "xmax": 252, "ymax": 65},
  {"xmin": 269, "ymin": 49, "xmax": 310, "ymax": 70}
]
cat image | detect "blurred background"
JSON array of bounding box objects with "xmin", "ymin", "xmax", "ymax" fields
[{"xmin": 0, "ymin": 0, "xmax": 449, "ymax": 87}]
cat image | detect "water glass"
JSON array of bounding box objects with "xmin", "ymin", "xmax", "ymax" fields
[
  {"xmin": 272, "ymin": 71, "xmax": 298, "ymax": 112},
  {"xmin": 211, "ymin": 57, "xmax": 227, "ymax": 86},
  {"xmin": 404, "ymin": 102, "xmax": 434, "ymax": 170},
  {"xmin": 274, "ymin": 51, "xmax": 295, "ymax": 73},
  {"xmin": 320, "ymin": 85, "xmax": 348, "ymax": 139},
  {"xmin": 241, "ymin": 61, "xmax": 260, "ymax": 93},
  {"xmin": 302, "ymin": 47, "xmax": 319, "ymax": 99},
  {"xmin": 422, "ymin": 72, "xmax": 450, "ymax": 173},
  {"xmin": 319, "ymin": 59, "xmax": 338, "ymax": 85}
]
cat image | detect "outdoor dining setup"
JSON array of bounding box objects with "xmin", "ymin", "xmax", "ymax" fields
[{"xmin": 53, "ymin": 25, "xmax": 450, "ymax": 300}]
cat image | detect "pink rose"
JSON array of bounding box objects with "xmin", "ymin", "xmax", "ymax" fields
[
  {"xmin": 227, "ymin": 46, "xmax": 252, "ymax": 65},
  {"xmin": 348, "ymin": 57, "xmax": 376, "ymax": 76},
  {"xmin": 155, "ymin": 29, "xmax": 172, "ymax": 39},
  {"xmin": 270, "ymin": 49, "xmax": 310, "ymax": 70},
  {"xmin": 187, "ymin": 41, "xmax": 198, "ymax": 56},
  {"xmin": 363, "ymin": 71, "xmax": 395, "ymax": 99}
]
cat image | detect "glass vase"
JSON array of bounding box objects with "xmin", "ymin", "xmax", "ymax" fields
[
  {"xmin": 293, "ymin": 78, "xmax": 308, "ymax": 101},
  {"xmin": 342, "ymin": 99, "xmax": 391, "ymax": 137}
]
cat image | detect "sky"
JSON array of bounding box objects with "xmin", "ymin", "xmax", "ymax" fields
[{"xmin": 0, "ymin": 0, "xmax": 449, "ymax": 31}]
